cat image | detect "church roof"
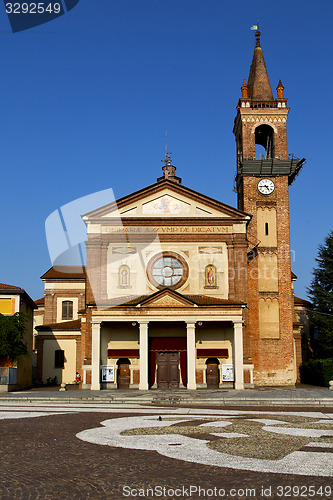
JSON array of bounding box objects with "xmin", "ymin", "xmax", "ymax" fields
[
  {"xmin": 41, "ymin": 266, "xmax": 86, "ymax": 280},
  {"xmin": 83, "ymin": 178, "xmax": 251, "ymax": 221},
  {"xmin": 34, "ymin": 298, "xmax": 45, "ymax": 306},
  {"xmin": 294, "ymin": 296, "xmax": 312, "ymax": 308},
  {"xmin": 36, "ymin": 319, "xmax": 81, "ymax": 331},
  {"xmin": 247, "ymin": 30, "xmax": 274, "ymax": 101}
]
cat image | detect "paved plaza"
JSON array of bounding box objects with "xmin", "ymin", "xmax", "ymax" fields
[{"xmin": 0, "ymin": 394, "xmax": 332, "ymax": 499}]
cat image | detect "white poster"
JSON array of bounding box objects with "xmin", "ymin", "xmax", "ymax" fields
[
  {"xmin": 102, "ymin": 365, "xmax": 115, "ymax": 383},
  {"xmin": 222, "ymin": 364, "xmax": 234, "ymax": 382}
]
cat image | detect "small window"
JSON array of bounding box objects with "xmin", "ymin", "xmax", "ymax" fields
[
  {"xmin": 62, "ymin": 300, "xmax": 73, "ymax": 320},
  {"xmin": 265, "ymin": 223, "xmax": 269, "ymax": 236},
  {"xmin": 54, "ymin": 350, "xmax": 65, "ymax": 369}
]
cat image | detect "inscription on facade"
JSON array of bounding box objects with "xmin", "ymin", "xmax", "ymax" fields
[{"xmin": 102, "ymin": 226, "xmax": 230, "ymax": 234}]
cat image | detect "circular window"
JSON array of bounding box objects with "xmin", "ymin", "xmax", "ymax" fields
[{"xmin": 147, "ymin": 252, "xmax": 188, "ymax": 290}]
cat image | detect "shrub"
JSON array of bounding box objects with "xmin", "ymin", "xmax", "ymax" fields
[
  {"xmin": 0, "ymin": 312, "xmax": 28, "ymax": 362},
  {"xmin": 299, "ymin": 358, "xmax": 333, "ymax": 387}
]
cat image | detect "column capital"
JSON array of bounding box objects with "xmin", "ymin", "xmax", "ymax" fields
[
  {"xmin": 233, "ymin": 319, "xmax": 244, "ymax": 326},
  {"xmin": 186, "ymin": 322, "xmax": 196, "ymax": 329}
]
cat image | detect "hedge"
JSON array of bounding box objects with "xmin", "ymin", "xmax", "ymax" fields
[{"xmin": 299, "ymin": 358, "xmax": 333, "ymax": 387}]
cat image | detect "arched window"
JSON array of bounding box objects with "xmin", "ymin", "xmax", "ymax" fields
[
  {"xmin": 205, "ymin": 357, "xmax": 220, "ymax": 365},
  {"xmin": 255, "ymin": 124, "xmax": 275, "ymax": 159},
  {"xmin": 205, "ymin": 264, "xmax": 217, "ymax": 288},
  {"xmin": 62, "ymin": 300, "xmax": 73, "ymax": 320},
  {"xmin": 119, "ymin": 265, "xmax": 130, "ymax": 288}
]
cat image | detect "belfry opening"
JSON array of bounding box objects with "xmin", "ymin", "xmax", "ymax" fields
[{"xmin": 255, "ymin": 124, "xmax": 275, "ymax": 159}]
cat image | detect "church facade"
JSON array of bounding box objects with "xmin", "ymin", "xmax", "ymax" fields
[{"xmin": 35, "ymin": 29, "xmax": 306, "ymax": 390}]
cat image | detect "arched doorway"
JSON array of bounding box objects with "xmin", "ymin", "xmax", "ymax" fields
[
  {"xmin": 205, "ymin": 358, "xmax": 220, "ymax": 389},
  {"xmin": 117, "ymin": 358, "xmax": 131, "ymax": 389}
]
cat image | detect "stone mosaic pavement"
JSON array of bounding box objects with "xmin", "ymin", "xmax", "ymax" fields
[{"xmin": 0, "ymin": 402, "xmax": 332, "ymax": 499}]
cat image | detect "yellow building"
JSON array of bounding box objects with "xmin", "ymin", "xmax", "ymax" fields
[{"xmin": 0, "ymin": 283, "xmax": 36, "ymax": 392}]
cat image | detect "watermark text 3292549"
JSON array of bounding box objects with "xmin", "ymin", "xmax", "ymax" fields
[{"xmin": 3, "ymin": 0, "xmax": 80, "ymax": 32}]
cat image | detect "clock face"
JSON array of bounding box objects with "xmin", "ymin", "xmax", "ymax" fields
[{"xmin": 258, "ymin": 179, "xmax": 275, "ymax": 195}]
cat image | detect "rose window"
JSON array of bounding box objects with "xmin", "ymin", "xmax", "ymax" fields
[{"xmin": 147, "ymin": 253, "xmax": 188, "ymax": 289}]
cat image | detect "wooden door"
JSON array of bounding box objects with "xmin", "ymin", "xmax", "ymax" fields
[
  {"xmin": 206, "ymin": 363, "xmax": 219, "ymax": 389},
  {"xmin": 118, "ymin": 363, "xmax": 130, "ymax": 389},
  {"xmin": 156, "ymin": 351, "xmax": 180, "ymax": 389}
]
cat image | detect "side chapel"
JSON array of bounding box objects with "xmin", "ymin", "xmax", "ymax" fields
[{"xmin": 35, "ymin": 29, "xmax": 307, "ymax": 390}]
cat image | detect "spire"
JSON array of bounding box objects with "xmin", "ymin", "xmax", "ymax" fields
[
  {"xmin": 157, "ymin": 149, "xmax": 182, "ymax": 184},
  {"xmin": 247, "ymin": 24, "xmax": 274, "ymax": 101}
]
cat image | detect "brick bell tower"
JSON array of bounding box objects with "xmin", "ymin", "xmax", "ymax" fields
[{"xmin": 233, "ymin": 26, "xmax": 305, "ymax": 385}]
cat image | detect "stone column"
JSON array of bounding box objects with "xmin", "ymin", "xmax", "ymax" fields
[
  {"xmin": 233, "ymin": 320, "xmax": 244, "ymax": 390},
  {"xmin": 186, "ymin": 322, "xmax": 196, "ymax": 390},
  {"xmin": 91, "ymin": 322, "xmax": 101, "ymax": 390},
  {"xmin": 139, "ymin": 322, "xmax": 149, "ymax": 390},
  {"xmin": 293, "ymin": 329, "xmax": 302, "ymax": 383}
]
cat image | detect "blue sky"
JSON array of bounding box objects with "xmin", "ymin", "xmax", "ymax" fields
[{"xmin": 0, "ymin": 0, "xmax": 332, "ymax": 301}]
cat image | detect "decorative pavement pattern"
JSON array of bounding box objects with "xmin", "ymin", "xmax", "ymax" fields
[
  {"xmin": 77, "ymin": 409, "xmax": 333, "ymax": 477},
  {"xmin": 0, "ymin": 402, "xmax": 332, "ymax": 499}
]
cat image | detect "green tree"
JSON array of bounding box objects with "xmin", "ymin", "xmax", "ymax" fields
[
  {"xmin": 307, "ymin": 230, "xmax": 333, "ymax": 358},
  {"xmin": 0, "ymin": 312, "xmax": 29, "ymax": 362}
]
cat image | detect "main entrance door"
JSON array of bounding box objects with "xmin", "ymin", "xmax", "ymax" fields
[
  {"xmin": 117, "ymin": 359, "xmax": 130, "ymax": 389},
  {"xmin": 156, "ymin": 351, "xmax": 180, "ymax": 389}
]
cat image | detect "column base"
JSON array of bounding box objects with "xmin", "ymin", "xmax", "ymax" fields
[
  {"xmin": 91, "ymin": 383, "xmax": 101, "ymax": 391},
  {"xmin": 234, "ymin": 382, "xmax": 244, "ymax": 390},
  {"xmin": 139, "ymin": 383, "xmax": 149, "ymax": 390},
  {"xmin": 187, "ymin": 384, "xmax": 197, "ymax": 390}
]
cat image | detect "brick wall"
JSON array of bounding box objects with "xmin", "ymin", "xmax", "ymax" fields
[{"xmin": 44, "ymin": 285, "xmax": 85, "ymax": 324}]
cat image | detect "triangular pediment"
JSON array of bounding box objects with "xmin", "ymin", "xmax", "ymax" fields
[
  {"xmin": 83, "ymin": 179, "xmax": 249, "ymax": 221},
  {"xmin": 139, "ymin": 288, "xmax": 196, "ymax": 308}
]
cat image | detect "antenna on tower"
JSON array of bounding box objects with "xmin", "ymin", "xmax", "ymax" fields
[
  {"xmin": 162, "ymin": 130, "xmax": 172, "ymax": 166},
  {"xmin": 251, "ymin": 19, "xmax": 261, "ymax": 46}
]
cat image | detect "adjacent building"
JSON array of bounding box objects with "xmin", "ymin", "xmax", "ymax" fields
[{"xmin": 0, "ymin": 283, "xmax": 36, "ymax": 391}]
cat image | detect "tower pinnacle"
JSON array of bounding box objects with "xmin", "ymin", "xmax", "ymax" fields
[{"xmin": 247, "ymin": 24, "xmax": 273, "ymax": 101}]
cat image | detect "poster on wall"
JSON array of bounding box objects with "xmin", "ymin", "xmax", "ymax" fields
[
  {"xmin": 102, "ymin": 365, "xmax": 115, "ymax": 383},
  {"xmin": 222, "ymin": 364, "xmax": 234, "ymax": 382}
]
